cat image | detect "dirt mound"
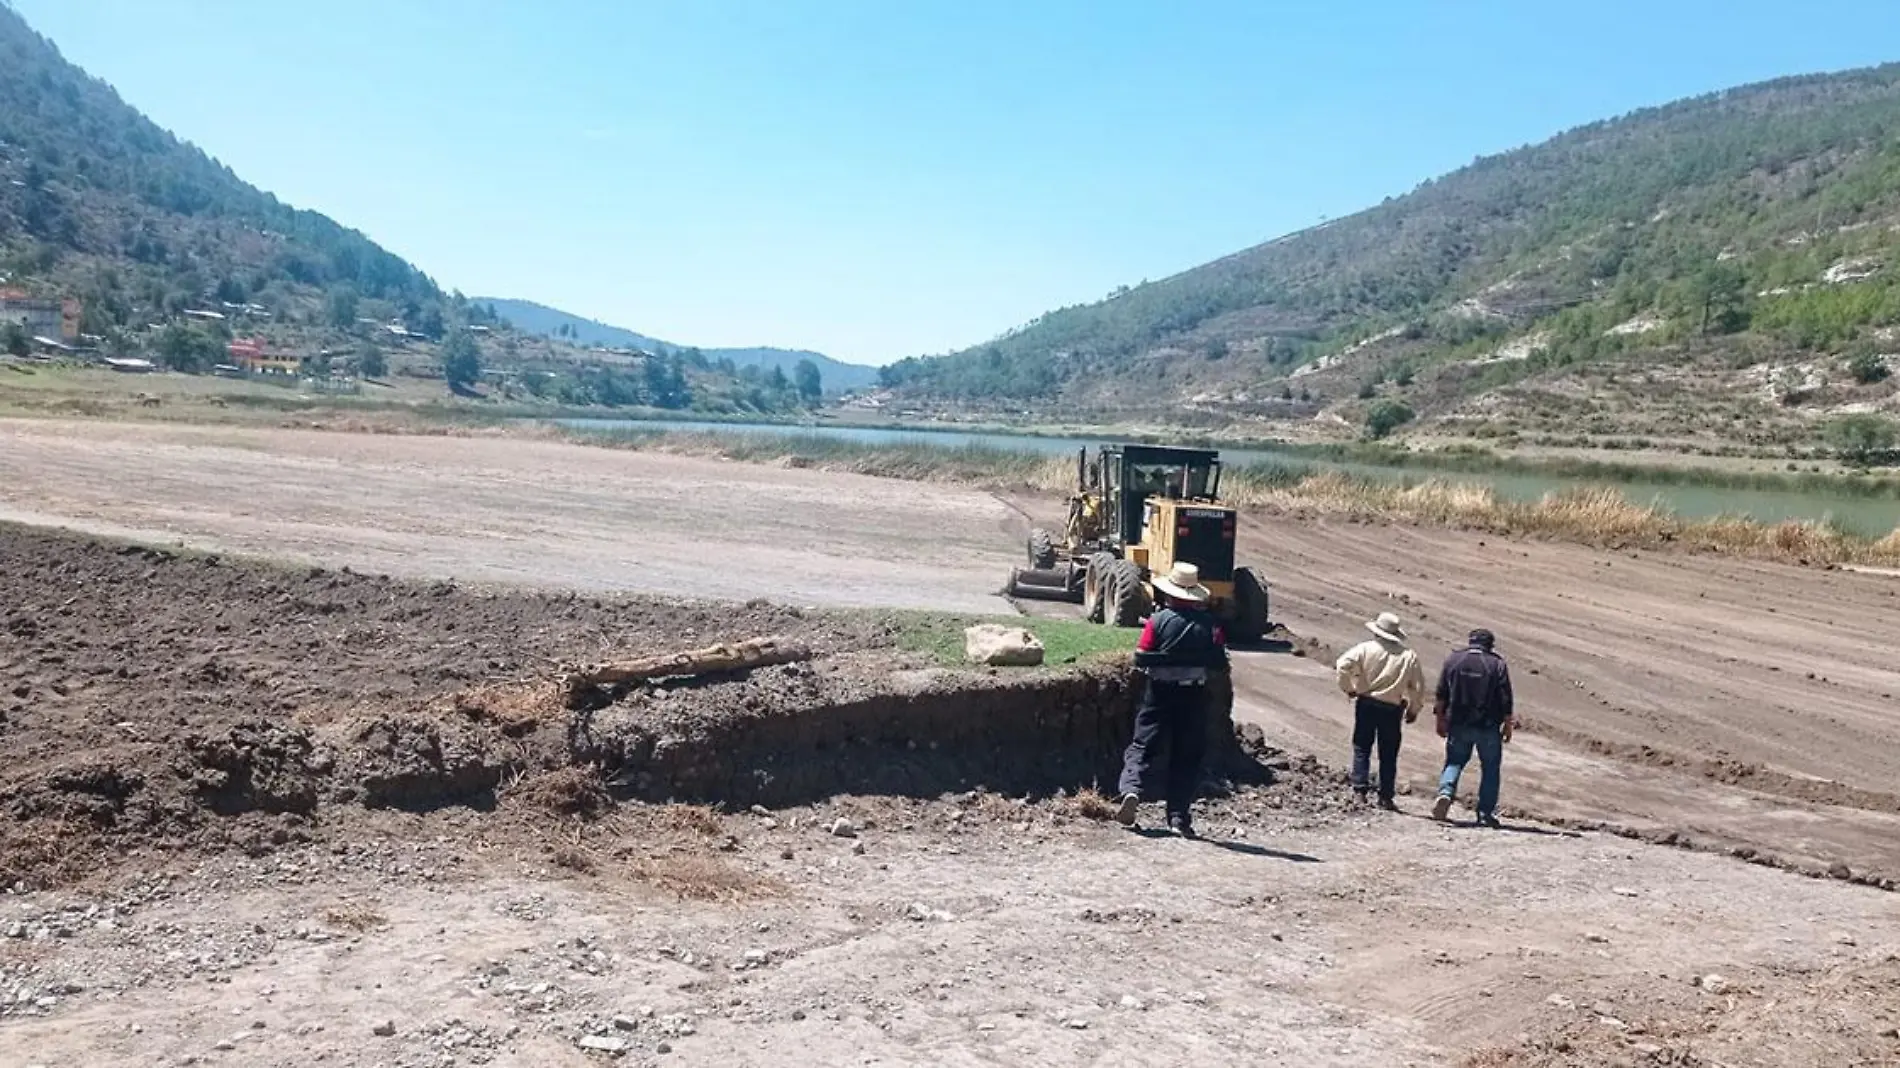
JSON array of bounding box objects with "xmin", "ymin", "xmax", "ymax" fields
[
  {"xmin": 0, "ymin": 524, "xmax": 863, "ymax": 887},
  {"xmin": 183, "ymin": 720, "xmax": 327, "ymax": 815},
  {"xmin": 0, "ymin": 523, "xmax": 1273, "ymax": 890}
]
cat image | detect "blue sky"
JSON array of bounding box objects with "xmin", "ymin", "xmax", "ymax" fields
[{"xmin": 13, "ymin": 1, "xmax": 1900, "ymax": 365}]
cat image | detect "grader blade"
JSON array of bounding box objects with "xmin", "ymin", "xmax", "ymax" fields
[{"xmin": 1006, "ymin": 564, "xmax": 1082, "ymax": 603}]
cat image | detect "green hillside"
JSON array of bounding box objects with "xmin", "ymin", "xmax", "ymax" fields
[
  {"xmin": 0, "ymin": 7, "xmax": 826, "ymax": 418},
  {"xmin": 0, "ymin": 5, "xmax": 447, "ymax": 337},
  {"xmin": 883, "ymin": 64, "xmax": 1900, "ymax": 458}
]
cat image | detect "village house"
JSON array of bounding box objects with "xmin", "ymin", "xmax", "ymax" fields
[{"xmin": 0, "ymin": 290, "xmax": 80, "ymax": 342}]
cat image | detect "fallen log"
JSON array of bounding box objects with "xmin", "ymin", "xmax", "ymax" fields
[{"xmin": 563, "ymin": 636, "xmax": 811, "ymax": 706}]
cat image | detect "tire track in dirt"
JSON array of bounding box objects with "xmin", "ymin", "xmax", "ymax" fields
[{"xmin": 1231, "ymin": 511, "xmax": 1900, "ymax": 879}]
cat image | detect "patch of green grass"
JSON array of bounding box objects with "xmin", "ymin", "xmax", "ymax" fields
[{"xmin": 887, "ymin": 611, "xmax": 1133, "ymax": 668}]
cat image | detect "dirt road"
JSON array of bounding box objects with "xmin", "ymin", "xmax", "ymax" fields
[
  {"xmin": 1226, "ymin": 516, "xmax": 1900, "ymax": 882},
  {"xmin": 5, "ymin": 418, "xmax": 1900, "ymax": 1066},
  {"xmin": 0, "ymin": 420, "xmax": 1021, "ymax": 614},
  {"xmin": 6, "ymin": 419, "xmax": 1900, "ymax": 880},
  {"xmin": 7, "ymin": 790, "xmax": 1895, "ymax": 1068}
]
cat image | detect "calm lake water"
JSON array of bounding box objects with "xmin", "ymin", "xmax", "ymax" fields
[{"xmin": 559, "ymin": 418, "xmax": 1900, "ymax": 536}]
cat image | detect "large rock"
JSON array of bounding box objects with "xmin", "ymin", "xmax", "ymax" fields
[{"xmin": 964, "ymin": 624, "xmax": 1045, "ymax": 667}]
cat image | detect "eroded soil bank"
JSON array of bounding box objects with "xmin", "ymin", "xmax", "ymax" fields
[{"xmin": 1, "ymin": 523, "xmax": 1275, "ymax": 892}]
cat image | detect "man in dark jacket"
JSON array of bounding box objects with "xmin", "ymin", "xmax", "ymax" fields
[
  {"xmin": 1431, "ymin": 628, "xmax": 1516, "ymax": 828},
  {"xmin": 1116, "ymin": 561, "xmax": 1228, "ymax": 838}
]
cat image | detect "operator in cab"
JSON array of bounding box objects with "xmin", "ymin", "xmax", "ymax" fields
[{"xmin": 1115, "ymin": 562, "xmax": 1229, "ymax": 838}]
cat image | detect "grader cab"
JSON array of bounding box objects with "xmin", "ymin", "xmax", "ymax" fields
[{"xmin": 1006, "ymin": 444, "xmax": 1270, "ymax": 642}]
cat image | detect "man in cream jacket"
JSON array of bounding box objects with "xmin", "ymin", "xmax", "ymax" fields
[{"xmin": 1335, "ymin": 612, "xmax": 1425, "ymax": 810}]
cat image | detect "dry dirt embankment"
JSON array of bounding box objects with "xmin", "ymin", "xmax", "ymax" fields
[{"xmin": 2, "ymin": 524, "xmax": 1276, "ymax": 891}]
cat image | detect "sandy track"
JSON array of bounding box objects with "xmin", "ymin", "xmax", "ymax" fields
[{"xmin": 0, "ymin": 420, "xmax": 1020, "ymax": 614}]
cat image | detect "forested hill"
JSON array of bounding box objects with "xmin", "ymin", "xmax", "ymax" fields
[
  {"xmin": 0, "ymin": 5, "xmax": 448, "ymax": 335},
  {"xmin": 881, "ymin": 63, "xmax": 1900, "ymax": 445},
  {"xmin": 475, "ymin": 298, "xmax": 881, "ymax": 392},
  {"xmin": 0, "ymin": 7, "xmax": 835, "ymax": 419}
]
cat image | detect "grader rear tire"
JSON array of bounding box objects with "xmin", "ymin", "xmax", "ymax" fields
[
  {"xmin": 1107, "ymin": 559, "xmax": 1150, "ymax": 628},
  {"xmin": 1027, "ymin": 528, "xmax": 1057, "ymax": 570}
]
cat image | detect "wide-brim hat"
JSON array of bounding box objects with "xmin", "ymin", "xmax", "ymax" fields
[
  {"xmin": 1366, "ymin": 612, "xmax": 1406, "ymax": 642},
  {"xmin": 1152, "ymin": 561, "xmax": 1211, "ymax": 604}
]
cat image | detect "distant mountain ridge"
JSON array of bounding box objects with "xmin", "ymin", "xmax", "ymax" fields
[{"xmin": 475, "ymin": 298, "xmax": 880, "ymax": 391}]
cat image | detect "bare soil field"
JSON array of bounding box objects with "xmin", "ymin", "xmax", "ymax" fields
[
  {"xmin": 0, "ymin": 420, "xmax": 1023, "ymax": 614},
  {"xmin": 1221, "ymin": 515, "xmax": 1900, "ymax": 884},
  {"xmin": 3, "ymin": 419, "xmax": 1900, "ymax": 1066}
]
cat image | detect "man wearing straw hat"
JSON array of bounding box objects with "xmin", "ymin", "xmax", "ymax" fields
[
  {"xmin": 1335, "ymin": 611, "xmax": 1425, "ymax": 811},
  {"xmin": 1116, "ymin": 561, "xmax": 1229, "ymax": 838}
]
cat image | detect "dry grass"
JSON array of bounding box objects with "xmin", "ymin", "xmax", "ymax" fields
[
  {"xmin": 1245, "ymin": 472, "xmax": 1899, "ymax": 566},
  {"xmin": 1055, "ymin": 788, "xmax": 1122, "ymax": 822},
  {"xmin": 547, "ymin": 846, "xmax": 597, "ymax": 874},
  {"xmin": 607, "ymin": 805, "xmax": 778, "ymax": 900},
  {"xmin": 1871, "ymin": 527, "xmax": 1900, "ymax": 556},
  {"xmin": 573, "ymin": 428, "xmax": 1078, "ymax": 492},
  {"xmin": 622, "ymin": 852, "xmax": 778, "ymax": 902},
  {"xmin": 319, "ymin": 901, "xmax": 388, "ymax": 932},
  {"xmin": 655, "ymin": 804, "xmax": 726, "ymax": 838},
  {"xmin": 0, "ymin": 816, "xmax": 102, "ymax": 892},
  {"xmin": 442, "ymin": 681, "xmax": 568, "ymax": 737},
  {"xmin": 505, "ymin": 766, "xmax": 612, "ymax": 819}
]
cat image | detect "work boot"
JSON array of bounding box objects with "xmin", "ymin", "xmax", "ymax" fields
[
  {"xmin": 1431, "ymin": 795, "xmax": 1453, "ymax": 821},
  {"xmin": 1167, "ymin": 814, "xmax": 1197, "ymax": 839},
  {"xmin": 1115, "ymin": 792, "xmax": 1140, "ymax": 828}
]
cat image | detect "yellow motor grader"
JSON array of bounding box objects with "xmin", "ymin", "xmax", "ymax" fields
[{"xmin": 1005, "ymin": 444, "xmax": 1270, "ymax": 641}]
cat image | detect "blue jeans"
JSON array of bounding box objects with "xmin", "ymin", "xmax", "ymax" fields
[{"xmin": 1437, "ymin": 723, "xmax": 1503, "ymax": 817}]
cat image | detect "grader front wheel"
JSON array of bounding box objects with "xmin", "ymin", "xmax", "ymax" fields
[
  {"xmin": 1026, "ymin": 528, "xmax": 1056, "ymax": 570},
  {"xmin": 1082, "ymin": 551, "xmax": 1116, "ymax": 623}
]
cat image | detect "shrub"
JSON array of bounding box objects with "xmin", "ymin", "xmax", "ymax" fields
[
  {"xmin": 1364, "ymin": 400, "xmax": 1416, "ymax": 440},
  {"xmin": 155, "ymin": 323, "xmax": 220, "ymax": 373},
  {"xmin": 1, "ymin": 321, "xmax": 28, "ymax": 356},
  {"xmin": 358, "ymin": 343, "xmax": 388, "ymax": 379},
  {"xmin": 1846, "ymin": 349, "xmax": 1891, "ymax": 385},
  {"xmin": 1824, "ymin": 413, "xmax": 1899, "ymax": 467},
  {"xmin": 441, "ymin": 329, "xmax": 481, "ymax": 389}
]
